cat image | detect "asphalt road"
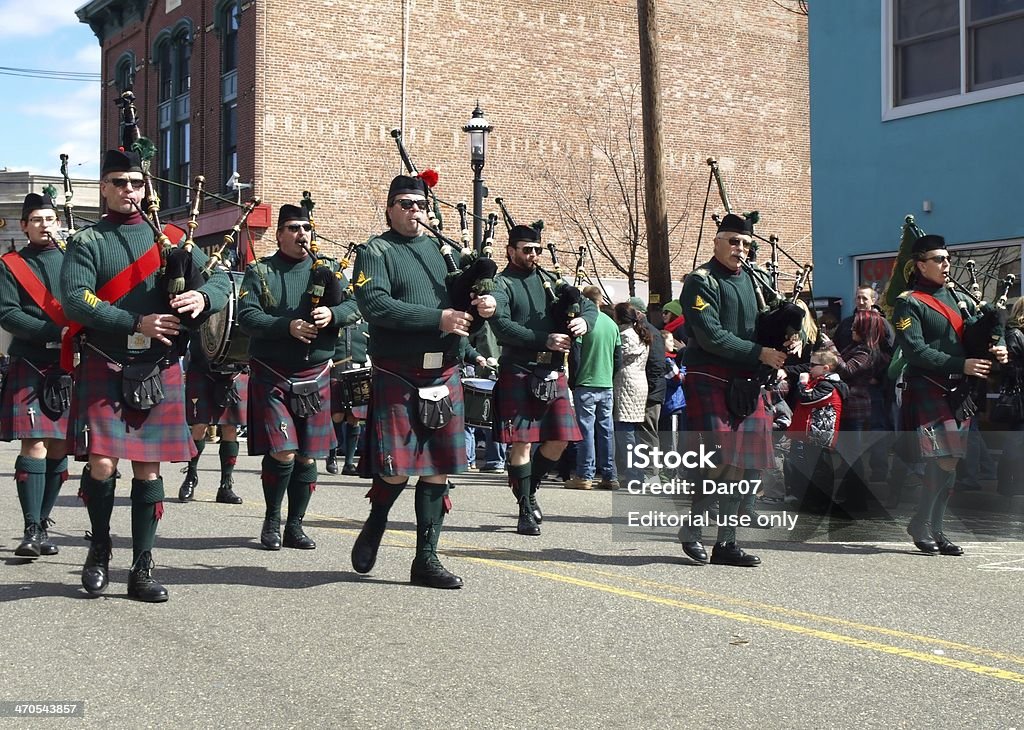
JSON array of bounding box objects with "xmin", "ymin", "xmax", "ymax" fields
[{"xmin": 1, "ymin": 442, "xmax": 1023, "ymax": 729}]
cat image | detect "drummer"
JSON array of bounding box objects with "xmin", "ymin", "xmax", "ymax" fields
[
  {"xmin": 177, "ymin": 324, "xmax": 247, "ymax": 505},
  {"xmin": 327, "ymin": 317, "xmax": 368, "ymax": 477},
  {"xmin": 236, "ymin": 203, "xmax": 359, "ymax": 551},
  {"xmin": 489, "ymin": 223, "xmax": 597, "ymax": 535}
]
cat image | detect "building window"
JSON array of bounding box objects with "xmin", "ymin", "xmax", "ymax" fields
[
  {"xmin": 115, "ymin": 55, "xmax": 135, "ymax": 93},
  {"xmin": 222, "ymin": 1, "xmax": 240, "ymax": 73},
  {"xmin": 222, "ymin": 102, "xmax": 238, "ymax": 187},
  {"xmin": 888, "ymin": 0, "xmax": 1024, "ymax": 116},
  {"xmin": 157, "ymin": 40, "xmax": 172, "ymax": 102},
  {"xmin": 175, "ymin": 34, "xmax": 191, "ymax": 96},
  {"xmin": 154, "ymin": 26, "xmax": 193, "ymax": 208}
]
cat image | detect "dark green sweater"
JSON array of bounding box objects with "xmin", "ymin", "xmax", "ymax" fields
[
  {"xmin": 60, "ymin": 218, "xmax": 230, "ymax": 362},
  {"xmin": 0, "ymin": 244, "xmax": 65, "ymax": 364},
  {"xmin": 893, "ymin": 281, "xmax": 986, "ymax": 376},
  {"xmin": 681, "ymin": 258, "xmax": 763, "ymax": 369},
  {"xmin": 237, "ymin": 251, "xmax": 359, "ymax": 368},
  {"xmin": 491, "ymin": 263, "xmax": 598, "ymax": 366},
  {"xmin": 353, "ymin": 230, "xmax": 461, "ymax": 362}
]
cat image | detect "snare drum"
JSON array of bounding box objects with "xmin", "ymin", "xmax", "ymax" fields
[
  {"xmin": 463, "ymin": 377, "xmax": 495, "ymax": 428},
  {"xmin": 199, "ymin": 271, "xmax": 250, "ymax": 367}
]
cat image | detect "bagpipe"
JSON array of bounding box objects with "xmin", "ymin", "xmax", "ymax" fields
[
  {"xmin": 389, "ymin": 128, "xmax": 497, "ymax": 310},
  {"xmin": 296, "ymin": 191, "xmax": 351, "ymax": 360},
  {"xmin": 116, "ymin": 90, "xmax": 206, "ymax": 315},
  {"xmin": 495, "ymin": 196, "xmax": 582, "ymax": 334}
]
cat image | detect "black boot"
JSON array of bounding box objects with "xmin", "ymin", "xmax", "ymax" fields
[
  {"xmin": 352, "ymin": 479, "xmax": 406, "ymax": 574},
  {"xmin": 81, "ymin": 533, "xmax": 111, "ymax": 595},
  {"xmin": 517, "ymin": 495, "xmax": 541, "ymax": 536},
  {"xmin": 325, "ymin": 449, "xmax": 339, "ymax": 475},
  {"xmin": 14, "ymin": 523, "xmax": 42, "ymax": 558},
  {"xmin": 934, "ymin": 532, "xmax": 964, "ymax": 556},
  {"xmin": 178, "ymin": 467, "xmax": 198, "ymax": 502},
  {"xmin": 710, "ymin": 541, "xmax": 761, "ymax": 567},
  {"xmin": 906, "ymin": 521, "xmax": 939, "ymax": 554},
  {"xmin": 216, "ymin": 476, "xmax": 243, "ymax": 504},
  {"xmin": 127, "ymin": 551, "xmax": 169, "ymax": 603},
  {"xmin": 38, "ymin": 518, "xmax": 59, "ymax": 556},
  {"xmin": 283, "ymin": 518, "xmax": 317, "ymax": 549},
  {"xmin": 261, "ymin": 518, "xmax": 282, "ymax": 550}
]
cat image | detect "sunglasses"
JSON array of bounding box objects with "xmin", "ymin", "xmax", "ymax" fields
[
  {"xmin": 519, "ymin": 245, "xmax": 542, "ymax": 254},
  {"xmin": 105, "ymin": 177, "xmax": 146, "ymax": 189},
  {"xmin": 285, "ymin": 223, "xmax": 312, "ymax": 232},
  {"xmin": 395, "ymin": 199, "xmax": 429, "ymax": 211},
  {"xmin": 923, "ymin": 255, "xmax": 950, "ymax": 264},
  {"xmin": 726, "ymin": 237, "xmax": 752, "ymax": 249}
]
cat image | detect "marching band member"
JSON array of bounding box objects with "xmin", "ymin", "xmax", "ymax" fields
[
  {"xmin": 489, "ymin": 223, "xmax": 596, "ymax": 535},
  {"xmin": 178, "ymin": 334, "xmax": 247, "ymax": 505},
  {"xmin": 678, "ymin": 214, "xmax": 788, "ymax": 567},
  {"xmin": 237, "ymin": 203, "xmax": 358, "ymax": 551},
  {"xmin": 327, "ymin": 318, "xmax": 369, "ymax": 477},
  {"xmin": 0, "ymin": 193, "xmax": 72, "ymax": 558},
  {"xmin": 892, "ymin": 233, "xmax": 1006, "ymax": 556},
  {"xmin": 60, "ymin": 149, "xmax": 230, "ymax": 602},
  {"xmin": 349, "ymin": 174, "xmax": 495, "ymax": 589}
]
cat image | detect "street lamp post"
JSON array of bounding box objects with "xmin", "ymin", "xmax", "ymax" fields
[{"xmin": 462, "ymin": 103, "xmax": 493, "ymax": 251}]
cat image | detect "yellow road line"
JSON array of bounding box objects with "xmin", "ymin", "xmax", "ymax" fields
[{"xmin": 464, "ymin": 557, "xmax": 1024, "ymax": 685}]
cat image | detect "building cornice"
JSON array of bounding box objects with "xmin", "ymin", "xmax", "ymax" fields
[{"xmin": 75, "ymin": 0, "xmax": 149, "ymax": 43}]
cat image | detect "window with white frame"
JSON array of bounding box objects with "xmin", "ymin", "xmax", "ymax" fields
[{"xmin": 886, "ymin": 0, "xmax": 1024, "ymax": 116}]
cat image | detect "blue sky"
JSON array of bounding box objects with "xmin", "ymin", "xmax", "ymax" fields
[{"xmin": 0, "ymin": 0, "xmax": 101, "ymax": 179}]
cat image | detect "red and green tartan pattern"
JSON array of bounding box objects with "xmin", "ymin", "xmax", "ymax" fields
[
  {"xmin": 683, "ymin": 367, "xmax": 774, "ymax": 469},
  {"xmin": 246, "ymin": 360, "xmax": 335, "ymax": 458},
  {"xmin": 0, "ymin": 357, "xmax": 70, "ymax": 441},
  {"xmin": 69, "ymin": 350, "xmax": 196, "ymax": 462},
  {"xmin": 493, "ymin": 368, "xmax": 581, "ymax": 444},
  {"xmin": 900, "ymin": 375, "xmax": 970, "ymax": 459},
  {"xmin": 185, "ymin": 370, "xmax": 248, "ymax": 426},
  {"xmin": 358, "ymin": 358, "xmax": 467, "ymax": 478}
]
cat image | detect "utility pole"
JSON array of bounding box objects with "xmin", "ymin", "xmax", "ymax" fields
[{"xmin": 637, "ymin": 0, "xmax": 671, "ymax": 309}]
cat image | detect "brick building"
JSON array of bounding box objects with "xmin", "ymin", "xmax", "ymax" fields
[{"xmin": 76, "ymin": 0, "xmax": 810, "ymax": 299}]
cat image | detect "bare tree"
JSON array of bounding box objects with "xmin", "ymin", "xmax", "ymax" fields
[{"xmin": 543, "ymin": 81, "xmax": 689, "ymax": 296}]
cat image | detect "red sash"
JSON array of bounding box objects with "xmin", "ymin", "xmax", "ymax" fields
[
  {"xmin": 60, "ymin": 243, "xmax": 163, "ymax": 370},
  {"xmin": 909, "ymin": 291, "xmax": 964, "ymax": 340},
  {"xmin": 0, "ymin": 251, "xmax": 69, "ymax": 328}
]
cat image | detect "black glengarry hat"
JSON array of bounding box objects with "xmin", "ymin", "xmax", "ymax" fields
[
  {"xmin": 508, "ymin": 224, "xmax": 540, "ymax": 245},
  {"xmin": 277, "ymin": 203, "xmax": 310, "ymax": 228},
  {"xmin": 387, "ymin": 175, "xmax": 427, "ymax": 201},
  {"xmin": 912, "ymin": 234, "xmax": 946, "ymax": 255},
  {"xmin": 717, "ymin": 213, "xmax": 753, "ymax": 235},
  {"xmin": 100, "ymin": 148, "xmax": 143, "ymax": 176},
  {"xmin": 21, "ymin": 192, "xmax": 56, "ymax": 221}
]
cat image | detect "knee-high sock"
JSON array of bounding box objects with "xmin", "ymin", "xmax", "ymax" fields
[
  {"xmin": 715, "ymin": 497, "xmax": 741, "ymax": 544},
  {"xmin": 286, "ymin": 460, "xmax": 318, "ymax": 527},
  {"xmin": 912, "ymin": 459, "xmax": 947, "ymax": 531},
  {"xmin": 78, "ymin": 469, "xmax": 116, "ymax": 541},
  {"xmin": 219, "ymin": 440, "xmax": 239, "ymax": 483},
  {"xmin": 187, "ymin": 439, "xmax": 205, "ymax": 474},
  {"xmin": 41, "ymin": 456, "xmax": 68, "ymax": 522},
  {"xmin": 261, "ymin": 456, "xmax": 293, "ymax": 522},
  {"xmin": 929, "ymin": 464, "xmax": 956, "ymax": 534},
  {"xmin": 15, "ymin": 455, "xmax": 46, "ymax": 527},
  {"xmin": 130, "ymin": 478, "xmax": 164, "ymax": 561},
  {"xmin": 414, "ymin": 480, "xmax": 450, "ymax": 563},
  {"xmin": 343, "ymin": 422, "xmax": 361, "ymax": 465},
  {"xmin": 332, "ymin": 419, "xmax": 346, "ymax": 455},
  {"xmin": 530, "ymin": 452, "xmax": 559, "ymax": 494},
  {"xmin": 508, "ymin": 462, "xmax": 531, "ymax": 502},
  {"xmin": 364, "ymin": 477, "xmax": 406, "ymax": 531}
]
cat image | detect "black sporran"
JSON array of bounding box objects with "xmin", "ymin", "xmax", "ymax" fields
[
  {"xmin": 40, "ymin": 371, "xmax": 73, "ymax": 418},
  {"xmin": 726, "ymin": 377, "xmax": 761, "ymax": 420},
  {"xmin": 529, "ymin": 366, "xmax": 559, "ymax": 403},
  {"xmin": 211, "ymin": 373, "xmax": 241, "ymax": 409},
  {"xmin": 288, "ymin": 378, "xmax": 323, "ymax": 418},
  {"xmin": 122, "ymin": 362, "xmax": 165, "ymax": 411},
  {"xmin": 416, "ymin": 384, "xmax": 453, "ymax": 430},
  {"xmin": 946, "ymin": 385, "xmax": 977, "ymax": 423}
]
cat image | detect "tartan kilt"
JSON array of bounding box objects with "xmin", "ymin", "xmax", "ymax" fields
[
  {"xmin": 0, "ymin": 356, "xmax": 70, "ymax": 442},
  {"xmin": 246, "ymin": 359, "xmax": 335, "ymax": 458},
  {"xmin": 358, "ymin": 358, "xmax": 466, "ymax": 478},
  {"xmin": 69, "ymin": 349, "xmax": 196, "ymax": 462},
  {"xmin": 494, "ymin": 367, "xmax": 581, "ymax": 444},
  {"xmin": 330, "ymin": 364, "xmax": 370, "ymax": 420},
  {"xmin": 900, "ymin": 375, "xmax": 970, "ymax": 459},
  {"xmin": 185, "ymin": 369, "xmax": 248, "ymax": 426},
  {"xmin": 683, "ymin": 367, "xmax": 774, "ymax": 469}
]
